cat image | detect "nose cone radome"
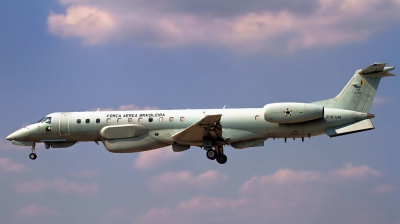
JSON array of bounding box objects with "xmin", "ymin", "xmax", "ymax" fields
[
  {"xmin": 6, "ymin": 134, "xmax": 13, "ymax": 141},
  {"xmin": 6, "ymin": 128, "xmax": 29, "ymax": 141}
]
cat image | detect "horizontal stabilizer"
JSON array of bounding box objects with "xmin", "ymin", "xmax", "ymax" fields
[
  {"xmin": 360, "ymin": 63, "xmax": 395, "ymax": 77},
  {"xmin": 325, "ymin": 119, "xmax": 374, "ymax": 137}
]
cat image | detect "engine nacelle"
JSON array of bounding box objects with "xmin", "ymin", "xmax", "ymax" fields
[{"xmin": 264, "ymin": 103, "xmax": 324, "ymax": 123}]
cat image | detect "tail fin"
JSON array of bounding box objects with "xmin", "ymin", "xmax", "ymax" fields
[{"xmin": 313, "ymin": 63, "xmax": 395, "ymax": 112}]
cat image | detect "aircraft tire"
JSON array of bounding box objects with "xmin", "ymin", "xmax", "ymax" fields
[
  {"xmin": 206, "ymin": 149, "xmax": 216, "ymax": 160},
  {"xmin": 29, "ymin": 153, "xmax": 37, "ymax": 160},
  {"xmin": 216, "ymin": 154, "xmax": 227, "ymax": 164}
]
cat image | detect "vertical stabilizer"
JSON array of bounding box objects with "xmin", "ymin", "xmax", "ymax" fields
[{"xmin": 313, "ymin": 63, "xmax": 395, "ymax": 112}]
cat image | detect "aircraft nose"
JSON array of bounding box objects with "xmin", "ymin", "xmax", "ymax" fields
[
  {"xmin": 6, "ymin": 128, "xmax": 28, "ymax": 141},
  {"xmin": 6, "ymin": 134, "xmax": 13, "ymax": 141}
]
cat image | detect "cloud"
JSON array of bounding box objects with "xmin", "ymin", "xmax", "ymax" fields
[
  {"xmin": 239, "ymin": 163, "xmax": 382, "ymax": 195},
  {"xmin": 329, "ymin": 163, "xmax": 382, "ymax": 180},
  {"xmin": 133, "ymin": 146, "xmax": 182, "ymax": 170},
  {"xmin": 136, "ymin": 196, "xmax": 245, "ymax": 224},
  {"xmin": 15, "ymin": 178, "xmax": 98, "ymax": 196},
  {"xmin": 137, "ymin": 164, "xmax": 393, "ymax": 224},
  {"xmin": 15, "ymin": 203, "xmax": 60, "ymax": 217},
  {"xmin": 47, "ymin": 0, "xmax": 400, "ymax": 53},
  {"xmin": 106, "ymin": 207, "xmax": 127, "ymax": 217},
  {"xmin": 149, "ymin": 170, "xmax": 229, "ymax": 193},
  {"xmin": 0, "ymin": 157, "xmax": 30, "ymax": 173},
  {"xmin": 0, "ymin": 138, "xmax": 24, "ymax": 151},
  {"xmin": 370, "ymin": 184, "xmax": 397, "ymax": 194},
  {"xmin": 69, "ymin": 170, "xmax": 100, "ymax": 178},
  {"xmin": 99, "ymin": 207, "xmax": 129, "ymax": 224},
  {"xmin": 372, "ymin": 96, "xmax": 388, "ymax": 105},
  {"xmin": 48, "ymin": 5, "xmax": 116, "ymax": 45}
]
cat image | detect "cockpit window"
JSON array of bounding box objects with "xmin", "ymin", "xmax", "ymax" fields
[
  {"xmin": 36, "ymin": 117, "xmax": 45, "ymax": 123},
  {"xmin": 42, "ymin": 117, "xmax": 51, "ymax": 124}
]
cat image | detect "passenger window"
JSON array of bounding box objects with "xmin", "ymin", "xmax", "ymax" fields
[
  {"xmin": 117, "ymin": 118, "xmax": 122, "ymax": 123},
  {"xmin": 169, "ymin": 117, "xmax": 174, "ymax": 122},
  {"xmin": 159, "ymin": 117, "xmax": 163, "ymax": 122},
  {"xmin": 255, "ymin": 115, "xmax": 260, "ymax": 120},
  {"xmin": 86, "ymin": 119, "xmax": 90, "ymax": 123},
  {"xmin": 128, "ymin": 118, "xmax": 132, "ymax": 123},
  {"xmin": 77, "ymin": 119, "xmax": 81, "ymax": 124},
  {"xmin": 106, "ymin": 118, "xmax": 111, "ymax": 123},
  {"xmin": 180, "ymin": 117, "xmax": 185, "ymax": 122},
  {"xmin": 149, "ymin": 117, "xmax": 153, "ymax": 122},
  {"xmin": 96, "ymin": 118, "xmax": 100, "ymax": 123},
  {"xmin": 138, "ymin": 118, "xmax": 143, "ymax": 122}
]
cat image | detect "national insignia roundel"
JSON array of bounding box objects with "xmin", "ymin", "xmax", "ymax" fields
[{"xmin": 283, "ymin": 108, "xmax": 292, "ymax": 117}]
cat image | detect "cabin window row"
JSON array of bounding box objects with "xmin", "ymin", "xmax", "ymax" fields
[
  {"xmin": 76, "ymin": 119, "xmax": 101, "ymax": 124},
  {"xmin": 76, "ymin": 117, "xmax": 186, "ymax": 124}
]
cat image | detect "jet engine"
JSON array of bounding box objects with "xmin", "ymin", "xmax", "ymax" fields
[{"xmin": 264, "ymin": 103, "xmax": 324, "ymax": 123}]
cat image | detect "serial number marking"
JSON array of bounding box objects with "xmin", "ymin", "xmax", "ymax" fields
[{"xmin": 325, "ymin": 115, "xmax": 342, "ymax": 120}]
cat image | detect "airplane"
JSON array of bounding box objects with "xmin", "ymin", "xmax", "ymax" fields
[{"xmin": 6, "ymin": 63, "xmax": 395, "ymax": 164}]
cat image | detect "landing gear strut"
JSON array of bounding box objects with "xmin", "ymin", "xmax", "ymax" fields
[{"xmin": 29, "ymin": 143, "xmax": 37, "ymax": 160}]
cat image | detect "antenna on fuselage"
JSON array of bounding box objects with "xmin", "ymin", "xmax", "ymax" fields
[
  {"xmin": 223, "ymin": 105, "xmax": 226, "ymax": 109},
  {"xmin": 97, "ymin": 108, "xmax": 100, "ymax": 112}
]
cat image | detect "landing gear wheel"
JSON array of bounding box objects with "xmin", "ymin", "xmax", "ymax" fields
[
  {"xmin": 216, "ymin": 154, "xmax": 227, "ymax": 164},
  {"xmin": 29, "ymin": 153, "xmax": 37, "ymax": 160},
  {"xmin": 206, "ymin": 149, "xmax": 216, "ymax": 160}
]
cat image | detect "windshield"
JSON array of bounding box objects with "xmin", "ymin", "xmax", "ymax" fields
[
  {"xmin": 42, "ymin": 117, "xmax": 51, "ymax": 124},
  {"xmin": 35, "ymin": 117, "xmax": 45, "ymax": 123}
]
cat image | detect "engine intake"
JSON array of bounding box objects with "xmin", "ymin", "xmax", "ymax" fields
[{"xmin": 264, "ymin": 103, "xmax": 324, "ymax": 123}]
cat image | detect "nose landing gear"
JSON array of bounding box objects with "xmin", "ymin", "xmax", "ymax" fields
[
  {"xmin": 29, "ymin": 143, "xmax": 37, "ymax": 160},
  {"xmin": 29, "ymin": 153, "xmax": 37, "ymax": 160}
]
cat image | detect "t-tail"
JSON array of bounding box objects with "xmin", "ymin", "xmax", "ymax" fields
[{"xmin": 313, "ymin": 62, "xmax": 395, "ymax": 112}]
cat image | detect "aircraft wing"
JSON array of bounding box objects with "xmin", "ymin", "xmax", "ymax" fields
[{"xmin": 172, "ymin": 114, "xmax": 223, "ymax": 142}]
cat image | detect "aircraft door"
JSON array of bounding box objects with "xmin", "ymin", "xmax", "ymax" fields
[{"xmin": 59, "ymin": 113, "xmax": 70, "ymax": 136}]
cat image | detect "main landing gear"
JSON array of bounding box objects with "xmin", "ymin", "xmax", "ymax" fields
[
  {"xmin": 205, "ymin": 146, "xmax": 227, "ymax": 164},
  {"xmin": 29, "ymin": 143, "xmax": 37, "ymax": 160}
]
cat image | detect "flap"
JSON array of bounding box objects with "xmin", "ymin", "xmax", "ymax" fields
[
  {"xmin": 325, "ymin": 119, "xmax": 374, "ymax": 137},
  {"xmin": 172, "ymin": 114, "xmax": 222, "ymax": 142}
]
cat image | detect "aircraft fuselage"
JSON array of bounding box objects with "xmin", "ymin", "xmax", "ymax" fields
[{"xmin": 6, "ymin": 62, "xmax": 394, "ymax": 164}]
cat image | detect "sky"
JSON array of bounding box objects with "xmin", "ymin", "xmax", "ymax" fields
[{"xmin": 1, "ymin": 0, "xmax": 400, "ymax": 223}]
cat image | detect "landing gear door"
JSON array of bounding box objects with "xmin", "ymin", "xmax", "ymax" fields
[{"xmin": 59, "ymin": 113, "xmax": 70, "ymax": 136}]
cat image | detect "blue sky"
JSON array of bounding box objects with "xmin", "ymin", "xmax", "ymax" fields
[{"xmin": 1, "ymin": 0, "xmax": 400, "ymax": 223}]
